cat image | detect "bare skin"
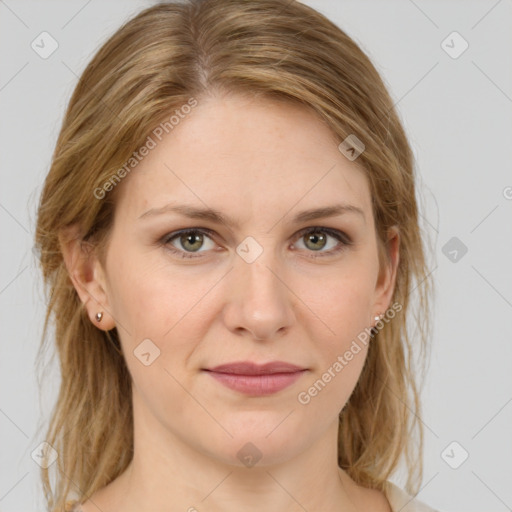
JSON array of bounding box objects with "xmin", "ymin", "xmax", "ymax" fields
[
  {"xmin": 63, "ymin": 92, "xmax": 397, "ymax": 512},
  {"xmin": 78, "ymin": 466, "xmax": 391, "ymax": 512}
]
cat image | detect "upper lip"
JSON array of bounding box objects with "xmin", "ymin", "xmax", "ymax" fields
[{"xmin": 205, "ymin": 361, "xmax": 306, "ymax": 375}]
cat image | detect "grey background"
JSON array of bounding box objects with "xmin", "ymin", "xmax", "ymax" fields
[{"xmin": 1, "ymin": 1, "xmax": 511, "ymax": 511}]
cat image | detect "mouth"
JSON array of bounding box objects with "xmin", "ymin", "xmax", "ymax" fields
[{"xmin": 202, "ymin": 361, "xmax": 308, "ymax": 396}]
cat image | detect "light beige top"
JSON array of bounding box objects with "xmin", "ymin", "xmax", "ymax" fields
[
  {"xmin": 384, "ymin": 481, "xmax": 440, "ymax": 512},
  {"xmin": 65, "ymin": 480, "xmax": 440, "ymax": 511}
]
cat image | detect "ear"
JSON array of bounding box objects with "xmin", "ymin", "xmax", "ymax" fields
[
  {"xmin": 372, "ymin": 225, "xmax": 400, "ymax": 318},
  {"xmin": 59, "ymin": 225, "xmax": 116, "ymax": 331}
]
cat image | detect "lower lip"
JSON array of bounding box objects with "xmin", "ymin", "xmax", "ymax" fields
[{"xmin": 205, "ymin": 371, "xmax": 306, "ymax": 396}]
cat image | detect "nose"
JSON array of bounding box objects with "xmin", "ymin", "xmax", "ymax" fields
[{"xmin": 221, "ymin": 246, "xmax": 296, "ymax": 341}]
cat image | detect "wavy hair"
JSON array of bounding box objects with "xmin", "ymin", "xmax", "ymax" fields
[{"xmin": 34, "ymin": 1, "xmax": 434, "ymax": 510}]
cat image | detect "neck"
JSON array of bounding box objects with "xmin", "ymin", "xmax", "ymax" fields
[{"xmin": 108, "ymin": 415, "xmax": 359, "ymax": 512}]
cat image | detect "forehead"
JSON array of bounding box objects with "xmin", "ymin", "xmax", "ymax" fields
[{"xmin": 114, "ymin": 94, "xmax": 372, "ymax": 225}]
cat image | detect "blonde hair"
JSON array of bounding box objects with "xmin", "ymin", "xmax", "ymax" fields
[{"xmin": 34, "ymin": 1, "xmax": 433, "ymax": 510}]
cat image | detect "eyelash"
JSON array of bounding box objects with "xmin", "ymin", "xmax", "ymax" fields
[{"xmin": 160, "ymin": 226, "xmax": 352, "ymax": 260}]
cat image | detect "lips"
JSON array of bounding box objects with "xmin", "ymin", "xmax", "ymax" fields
[
  {"xmin": 208, "ymin": 361, "xmax": 305, "ymax": 375},
  {"xmin": 203, "ymin": 361, "xmax": 307, "ymax": 396}
]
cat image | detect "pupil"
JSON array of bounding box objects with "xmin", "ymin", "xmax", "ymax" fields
[
  {"xmin": 184, "ymin": 233, "xmax": 202, "ymax": 251},
  {"xmin": 307, "ymin": 233, "xmax": 325, "ymax": 250}
]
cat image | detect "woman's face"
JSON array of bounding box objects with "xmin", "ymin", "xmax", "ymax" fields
[{"xmin": 94, "ymin": 93, "xmax": 398, "ymax": 467}]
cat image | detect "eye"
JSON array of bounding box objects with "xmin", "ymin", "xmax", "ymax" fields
[
  {"xmin": 292, "ymin": 226, "xmax": 351, "ymax": 258},
  {"xmin": 161, "ymin": 226, "xmax": 351, "ymax": 260},
  {"xmin": 162, "ymin": 228, "xmax": 217, "ymax": 259}
]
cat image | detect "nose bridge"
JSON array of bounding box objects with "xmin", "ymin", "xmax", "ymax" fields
[{"xmin": 225, "ymin": 237, "xmax": 295, "ymax": 340}]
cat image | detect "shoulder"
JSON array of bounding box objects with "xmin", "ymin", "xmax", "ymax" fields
[{"xmin": 383, "ymin": 481, "xmax": 440, "ymax": 512}]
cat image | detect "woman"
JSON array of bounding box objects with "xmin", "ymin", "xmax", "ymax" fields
[{"xmin": 34, "ymin": 1, "xmax": 436, "ymax": 510}]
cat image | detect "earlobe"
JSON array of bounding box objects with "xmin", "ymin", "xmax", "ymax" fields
[{"xmin": 59, "ymin": 225, "xmax": 116, "ymax": 331}]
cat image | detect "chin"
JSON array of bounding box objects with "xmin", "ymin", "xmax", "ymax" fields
[{"xmin": 197, "ymin": 420, "xmax": 309, "ymax": 469}]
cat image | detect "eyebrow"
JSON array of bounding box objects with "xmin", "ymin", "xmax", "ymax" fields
[{"xmin": 138, "ymin": 202, "xmax": 365, "ymax": 227}]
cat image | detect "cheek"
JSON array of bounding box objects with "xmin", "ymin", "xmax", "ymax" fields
[
  {"xmin": 105, "ymin": 254, "xmax": 202, "ymax": 417},
  {"xmin": 297, "ymin": 276, "xmax": 373, "ymax": 415},
  {"xmin": 307, "ymin": 266, "xmax": 376, "ymax": 340},
  {"xmin": 105, "ymin": 246, "xmax": 185, "ymax": 336},
  {"xmin": 105, "ymin": 247, "xmax": 222, "ymax": 375},
  {"xmin": 300, "ymin": 263, "xmax": 376, "ymax": 402}
]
